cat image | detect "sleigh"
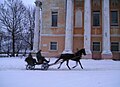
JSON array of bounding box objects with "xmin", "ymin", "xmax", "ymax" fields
[{"xmin": 25, "ymin": 59, "xmax": 49, "ymax": 70}]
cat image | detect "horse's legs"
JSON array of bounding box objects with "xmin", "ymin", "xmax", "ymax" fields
[
  {"xmin": 55, "ymin": 58, "xmax": 61, "ymax": 64},
  {"xmin": 66, "ymin": 60, "xmax": 71, "ymax": 70},
  {"xmin": 58, "ymin": 61, "xmax": 64, "ymax": 69},
  {"xmin": 72, "ymin": 61, "xmax": 78, "ymax": 68},
  {"xmin": 78, "ymin": 61, "xmax": 83, "ymax": 69}
]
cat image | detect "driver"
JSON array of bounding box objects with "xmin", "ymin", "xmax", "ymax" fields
[
  {"xmin": 25, "ymin": 53, "xmax": 36, "ymax": 65},
  {"xmin": 36, "ymin": 50, "xmax": 49, "ymax": 64}
]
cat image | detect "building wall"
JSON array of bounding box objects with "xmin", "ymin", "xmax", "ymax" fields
[
  {"xmin": 41, "ymin": 0, "xmax": 66, "ymax": 57},
  {"xmin": 42, "ymin": 0, "xmax": 66, "ymax": 34},
  {"xmin": 39, "ymin": 0, "xmax": 120, "ymax": 59},
  {"xmin": 110, "ymin": 0, "xmax": 120, "ymax": 59},
  {"xmin": 41, "ymin": 36, "xmax": 65, "ymax": 57}
]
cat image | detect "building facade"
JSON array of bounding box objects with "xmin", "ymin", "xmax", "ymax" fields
[{"xmin": 33, "ymin": 0, "xmax": 120, "ymax": 59}]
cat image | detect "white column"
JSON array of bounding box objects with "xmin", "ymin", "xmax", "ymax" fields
[
  {"xmin": 102, "ymin": 0, "xmax": 112, "ymax": 58},
  {"xmin": 33, "ymin": 1, "xmax": 42, "ymax": 52},
  {"xmin": 62, "ymin": 0, "xmax": 74, "ymax": 54},
  {"xmin": 39, "ymin": 8, "xmax": 42, "ymax": 50},
  {"xmin": 84, "ymin": 0, "xmax": 92, "ymax": 58}
]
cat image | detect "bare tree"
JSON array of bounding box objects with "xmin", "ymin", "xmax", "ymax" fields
[
  {"xmin": 22, "ymin": 7, "xmax": 35, "ymax": 50},
  {"xmin": 0, "ymin": 0, "xmax": 26, "ymax": 56}
]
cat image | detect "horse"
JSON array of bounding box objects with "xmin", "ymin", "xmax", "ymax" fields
[{"xmin": 49, "ymin": 48, "xmax": 86, "ymax": 70}]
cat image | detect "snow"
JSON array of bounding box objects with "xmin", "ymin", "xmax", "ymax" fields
[{"xmin": 0, "ymin": 57, "xmax": 120, "ymax": 87}]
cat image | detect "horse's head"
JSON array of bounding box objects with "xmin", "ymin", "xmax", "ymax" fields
[
  {"xmin": 81, "ymin": 48, "xmax": 86, "ymax": 55},
  {"xmin": 75, "ymin": 48, "xmax": 86, "ymax": 56}
]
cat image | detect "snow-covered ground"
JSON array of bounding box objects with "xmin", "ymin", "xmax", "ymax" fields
[{"xmin": 0, "ymin": 57, "xmax": 120, "ymax": 87}]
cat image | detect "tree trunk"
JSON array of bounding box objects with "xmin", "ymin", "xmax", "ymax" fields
[{"xmin": 12, "ymin": 32, "xmax": 15, "ymax": 57}]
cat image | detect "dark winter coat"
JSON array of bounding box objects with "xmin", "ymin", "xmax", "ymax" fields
[
  {"xmin": 25, "ymin": 53, "xmax": 36, "ymax": 65},
  {"xmin": 36, "ymin": 50, "xmax": 48, "ymax": 63}
]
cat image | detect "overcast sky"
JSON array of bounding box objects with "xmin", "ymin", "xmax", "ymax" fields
[
  {"xmin": 0, "ymin": 0, "xmax": 35, "ymax": 6},
  {"xmin": 22, "ymin": 0, "xmax": 35, "ymax": 6}
]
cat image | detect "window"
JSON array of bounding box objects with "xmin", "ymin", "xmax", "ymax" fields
[
  {"xmin": 75, "ymin": 9, "xmax": 82, "ymax": 28},
  {"xmin": 111, "ymin": 11, "xmax": 119, "ymax": 26},
  {"xmin": 111, "ymin": 42, "xmax": 119, "ymax": 51},
  {"xmin": 51, "ymin": 11, "xmax": 58, "ymax": 27},
  {"xmin": 93, "ymin": 11, "xmax": 100, "ymax": 26},
  {"xmin": 93, "ymin": 42, "xmax": 100, "ymax": 52},
  {"xmin": 50, "ymin": 42, "xmax": 57, "ymax": 51}
]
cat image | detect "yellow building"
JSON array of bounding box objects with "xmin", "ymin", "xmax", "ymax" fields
[{"xmin": 33, "ymin": 0, "xmax": 120, "ymax": 60}]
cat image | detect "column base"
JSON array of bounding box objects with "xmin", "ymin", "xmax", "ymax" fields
[
  {"xmin": 62, "ymin": 50, "xmax": 73, "ymax": 54},
  {"xmin": 102, "ymin": 51, "xmax": 113, "ymax": 59},
  {"xmin": 82, "ymin": 54, "xmax": 92, "ymax": 59},
  {"xmin": 101, "ymin": 54, "xmax": 113, "ymax": 59}
]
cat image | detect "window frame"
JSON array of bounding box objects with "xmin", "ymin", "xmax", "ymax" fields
[
  {"xmin": 92, "ymin": 11, "xmax": 100, "ymax": 27},
  {"xmin": 49, "ymin": 42, "xmax": 58, "ymax": 51},
  {"xmin": 111, "ymin": 42, "xmax": 119, "ymax": 52},
  {"xmin": 92, "ymin": 42, "xmax": 101, "ymax": 52},
  {"xmin": 110, "ymin": 10, "xmax": 119, "ymax": 27},
  {"xmin": 51, "ymin": 11, "xmax": 58, "ymax": 27}
]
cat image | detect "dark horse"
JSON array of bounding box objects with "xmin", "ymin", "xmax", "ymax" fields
[{"xmin": 49, "ymin": 49, "xmax": 86, "ymax": 70}]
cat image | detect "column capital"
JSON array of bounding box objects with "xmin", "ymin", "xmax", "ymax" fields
[{"xmin": 35, "ymin": 1, "xmax": 42, "ymax": 8}]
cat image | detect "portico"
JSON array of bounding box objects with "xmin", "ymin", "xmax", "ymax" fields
[
  {"xmin": 33, "ymin": 0, "xmax": 116, "ymax": 59},
  {"xmin": 62, "ymin": 0, "xmax": 112, "ymax": 58}
]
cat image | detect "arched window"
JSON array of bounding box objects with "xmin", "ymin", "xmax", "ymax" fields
[{"xmin": 75, "ymin": 9, "xmax": 82, "ymax": 28}]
